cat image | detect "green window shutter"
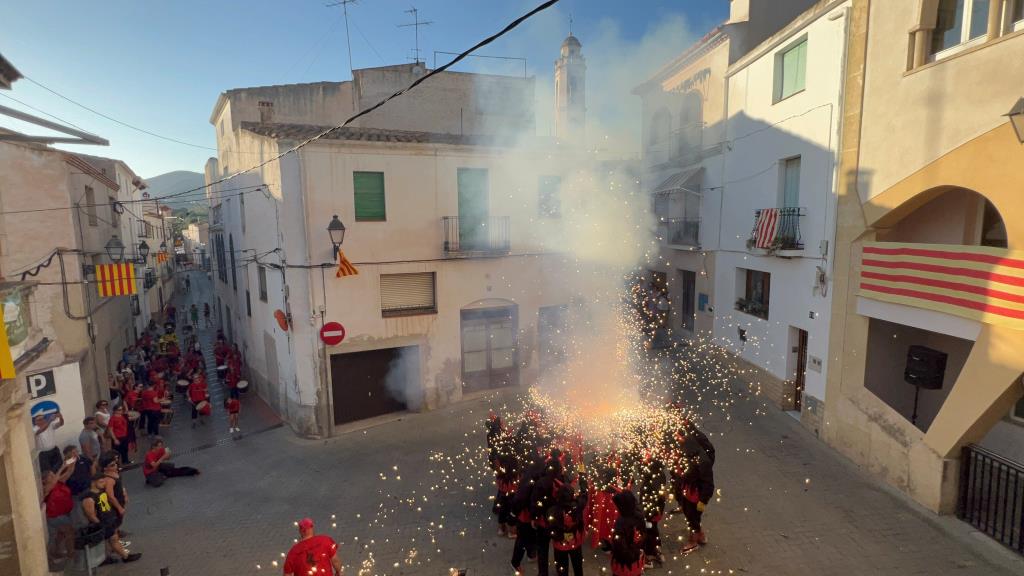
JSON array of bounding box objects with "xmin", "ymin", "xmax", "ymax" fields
[{"xmin": 354, "ymin": 171, "xmax": 386, "ymax": 221}]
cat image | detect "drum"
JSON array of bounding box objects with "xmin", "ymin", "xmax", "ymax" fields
[
  {"xmin": 195, "ymin": 400, "xmax": 210, "ymax": 412},
  {"xmin": 236, "ymin": 379, "xmax": 249, "ymax": 392},
  {"xmin": 127, "ymin": 410, "xmax": 140, "ymax": 422},
  {"xmin": 176, "ymin": 379, "xmax": 190, "ymax": 390}
]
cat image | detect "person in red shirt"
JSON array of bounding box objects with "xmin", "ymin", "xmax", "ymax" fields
[
  {"xmin": 226, "ymin": 396, "xmax": 241, "ymax": 433},
  {"xmin": 143, "ymin": 437, "xmax": 198, "ymax": 487},
  {"xmin": 188, "ymin": 376, "xmax": 209, "ymax": 427},
  {"xmin": 42, "ymin": 460, "xmax": 77, "ymax": 562},
  {"xmin": 139, "ymin": 384, "xmax": 161, "ymax": 437},
  {"xmin": 109, "ymin": 405, "xmax": 132, "ymax": 464},
  {"xmin": 283, "ymin": 518, "xmax": 342, "ymax": 576}
]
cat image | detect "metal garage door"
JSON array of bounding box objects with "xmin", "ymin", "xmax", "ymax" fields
[{"xmin": 330, "ymin": 347, "xmax": 413, "ymax": 425}]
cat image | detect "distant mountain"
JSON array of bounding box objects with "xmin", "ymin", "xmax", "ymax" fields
[{"xmin": 144, "ymin": 170, "xmax": 205, "ymax": 199}]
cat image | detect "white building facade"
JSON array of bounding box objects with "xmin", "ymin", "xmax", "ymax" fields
[{"xmin": 714, "ymin": 1, "xmax": 850, "ymax": 429}]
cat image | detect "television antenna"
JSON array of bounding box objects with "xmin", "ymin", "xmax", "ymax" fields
[{"xmin": 398, "ymin": 7, "xmax": 433, "ymax": 63}]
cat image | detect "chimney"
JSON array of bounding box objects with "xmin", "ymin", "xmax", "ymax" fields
[{"xmin": 258, "ymin": 101, "xmax": 274, "ymax": 124}]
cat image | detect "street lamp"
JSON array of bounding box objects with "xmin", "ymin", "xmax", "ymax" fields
[
  {"xmin": 327, "ymin": 214, "xmax": 346, "ymax": 257},
  {"xmin": 105, "ymin": 235, "xmax": 125, "ymax": 262},
  {"xmin": 1007, "ymin": 97, "xmax": 1024, "ymax": 144},
  {"xmin": 137, "ymin": 240, "xmax": 150, "ymax": 264}
]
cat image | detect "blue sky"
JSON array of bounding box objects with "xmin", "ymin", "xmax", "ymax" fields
[{"xmin": 2, "ymin": 1, "xmax": 727, "ymax": 178}]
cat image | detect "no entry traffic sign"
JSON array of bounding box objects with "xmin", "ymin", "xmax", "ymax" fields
[{"xmin": 320, "ymin": 322, "xmax": 346, "ymax": 346}]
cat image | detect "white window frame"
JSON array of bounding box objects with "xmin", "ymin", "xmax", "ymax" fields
[
  {"xmin": 1014, "ymin": 0, "xmax": 1024, "ymax": 32},
  {"xmin": 773, "ymin": 36, "xmax": 808, "ymax": 104},
  {"xmin": 930, "ymin": 0, "xmax": 991, "ymax": 62}
]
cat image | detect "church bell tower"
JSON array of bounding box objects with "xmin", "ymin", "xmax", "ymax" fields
[{"xmin": 555, "ymin": 33, "xmax": 586, "ymax": 145}]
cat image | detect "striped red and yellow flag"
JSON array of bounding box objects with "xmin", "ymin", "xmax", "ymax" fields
[
  {"xmin": 336, "ymin": 250, "xmax": 359, "ymax": 278},
  {"xmin": 96, "ymin": 263, "xmax": 138, "ymax": 297},
  {"xmin": 0, "ymin": 321, "xmax": 14, "ymax": 380},
  {"xmin": 156, "ymin": 252, "xmax": 168, "ymax": 263},
  {"xmin": 859, "ymin": 242, "xmax": 1024, "ymax": 329}
]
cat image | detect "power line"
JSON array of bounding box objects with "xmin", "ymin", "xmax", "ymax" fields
[
  {"xmin": 0, "ymin": 91, "xmax": 89, "ymax": 132},
  {"xmin": 0, "ymin": 185, "xmax": 267, "ymax": 215},
  {"xmin": 21, "ymin": 75, "xmax": 218, "ymax": 151},
  {"xmin": 168, "ymin": 0, "xmax": 562, "ymax": 204}
]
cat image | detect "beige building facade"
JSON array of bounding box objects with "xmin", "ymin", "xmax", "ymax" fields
[
  {"xmin": 208, "ymin": 57, "xmax": 592, "ymax": 437},
  {"xmin": 825, "ymin": 0, "xmax": 1024, "ymax": 515}
]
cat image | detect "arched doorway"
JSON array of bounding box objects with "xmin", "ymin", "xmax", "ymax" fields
[{"xmin": 461, "ymin": 299, "xmax": 519, "ymax": 392}]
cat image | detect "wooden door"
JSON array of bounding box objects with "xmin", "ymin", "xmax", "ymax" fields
[
  {"xmin": 795, "ymin": 329, "xmax": 808, "ymax": 411},
  {"xmin": 330, "ymin": 347, "xmax": 410, "ymax": 425}
]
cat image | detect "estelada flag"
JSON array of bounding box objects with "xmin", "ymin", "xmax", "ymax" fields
[
  {"xmin": 0, "ymin": 321, "xmax": 15, "ymax": 380},
  {"xmin": 96, "ymin": 263, "xmax": 138, "ymax": 297},
  {"xmin": 336, "ymin": 250, "xmax": 359, "ymax": 278}
]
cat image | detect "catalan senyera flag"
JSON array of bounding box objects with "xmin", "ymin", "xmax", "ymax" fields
[
  {"xmin": 96, "ymin": 263, "xmax": 138, "ymax": 297},
  {"xmin": 859, "ymin": 242, "xmax": 1024, "ymax": 330},
  {"xmin": 0, "ymin": 321, "xmax": 15, "ymax": 380},
  {"xmin": 156, "ymin": 252, "xmax": 168, "ymax": 263},
  {"xmin": 336, "ymin": 250, "xmax": 359, "ymax": 278}
]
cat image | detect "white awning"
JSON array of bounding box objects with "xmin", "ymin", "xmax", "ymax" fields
[{"xmin": 653, "ymin": 166, "xmax": 704, "ymax": 195}]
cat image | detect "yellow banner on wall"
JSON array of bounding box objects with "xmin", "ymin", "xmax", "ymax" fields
[
  {"xmin": 96, "ymin": 263, "xmax": 138, "ymax": 297},
  {"xmin": 0, "ymin": 321, "xmax": 15, "ymax": 379}
]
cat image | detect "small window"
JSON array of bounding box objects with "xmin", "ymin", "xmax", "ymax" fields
[
  {"xmin": 354, "ymin": 171, "xmax": 386, "ymax": 221},
  {"xmin": 780, "ymin": 156, "xmax": 801, "ymax": 208},
  {"xmin": 108, "ymin": 196, "xmax": 120, "ymax": 228},
  {"xmin": 737, "ymin": 268, "xmax": 770, "ymax": 320},
  {"xmin": 774, "ymin": 38, "xmax": 807, "ymax": 102},
  {"xmin": 538, "ymin": 176, "xmax": 562, "ymax": 218},
  {"xmin": 258, "ymin": 265, "xmax": 268, "ymax": 301},
  {"xmin": 931, "ymin": 0, "xmax": 990, "ymax": 56},
  {"xmin": 380, "ymin": 272, "xmax": 436, "ymax": 317},
  {"xmin": 84, "ymin": 186, "xmax": 97, "ymax": 226}
]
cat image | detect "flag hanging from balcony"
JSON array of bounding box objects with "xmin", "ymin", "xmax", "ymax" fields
[
  {"xmin": 0, "ymin": 322, "xmax": 15, "ymax": 380},
  {"xmin": 336, "ymin": 250, "xmax": 359, "ymax": 278},
  {"xmin": 156, "ymin": 252, "xmax": 168, "ymax": 263},
  {"xmin": 753, "ymin": 208, "xmax": 779, "ymax": 249},
  {"xmin": 859, "ymin": 242, "xmax": 1024, "ymax": 330},
  {"xmin": 95, "ymin": 263, "xmax": 138, "ymax": 297}
]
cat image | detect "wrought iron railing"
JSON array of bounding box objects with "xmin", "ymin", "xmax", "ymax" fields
[
  {"xmin": 748, "ymin": 207, "xmax": 805, "ymax": 252},
  {"xmin": 442, "ymin": 216, "xmax": 510, "ymax": 256},
  {"xmin": 957, "ymin": 444, "xmax": 1024, "ymax": 555}
]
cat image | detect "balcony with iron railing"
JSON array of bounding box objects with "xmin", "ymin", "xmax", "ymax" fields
[
  {"xmin": 442, "ymin": 216, "xmax": 510, "ymax": 257},
  {"xmin": 747, "ymin": 207, "xmax": 805, "ymax": 254}
]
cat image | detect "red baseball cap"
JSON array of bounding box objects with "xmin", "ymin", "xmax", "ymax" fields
[{"xmin": 298, "ymin": 518, "xmax": 314, "ymax": 530}]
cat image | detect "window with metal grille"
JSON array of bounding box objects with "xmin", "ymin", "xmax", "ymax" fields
[
  {"xmin": 380, "ymin": 272, "xmax": 436, "ymax": 317},
  {"xmin": 354, "ymin": 171, "xmax": 386, "ymax": 221}
]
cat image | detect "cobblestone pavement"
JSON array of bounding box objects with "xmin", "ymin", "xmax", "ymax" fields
[{"xmin": 97, "ymin": 360, "xmax": 1024, "ymax": 576}]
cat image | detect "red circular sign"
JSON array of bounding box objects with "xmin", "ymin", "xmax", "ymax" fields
[{"xmin": 320, "ymin": 322, "xmax": 346, "ymax": 346}]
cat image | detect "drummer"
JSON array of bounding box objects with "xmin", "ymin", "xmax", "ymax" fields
[{"xmin": 188, "ymin": 374, "xmax": 209, "ymax": 428}]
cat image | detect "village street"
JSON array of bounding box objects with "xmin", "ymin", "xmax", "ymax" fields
[{"xmin": 101, "ymin": 275, "xmax": 1024, "ymax": 576}]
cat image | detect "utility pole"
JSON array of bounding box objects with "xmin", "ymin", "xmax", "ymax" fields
[
  {"xmin": 326, "ymin": 0, "xmax": 358, "ymax": 113},
  {"xmin": 398, "ymin": 7, "xmax": 433, "ymax": 64}
]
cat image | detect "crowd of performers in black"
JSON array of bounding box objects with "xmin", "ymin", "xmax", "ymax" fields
[{"xmin": 487, "ymin": 407, "xmax": 716, "ymax": 576}]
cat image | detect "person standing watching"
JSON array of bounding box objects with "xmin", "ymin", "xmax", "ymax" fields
[
  {"xmin": 679, "ymin": 436, "xmax": 715, "ymax": 554},
  {"xmin": 139, "ymin": 383, "xmax": 162, "ymax": 437},
  {"xmin": 41, "ymin": 461, "xmax": 76, "ymax": 564},
  {"xmin": 94, "ymin": 400, "xmax": 112, "ymax": 451},
  {"xmin": 283, "ymin": 518, "xmax": 343, "ymax": 576},
  {"xmin": 81, "ymin": 474, "xmax": 141, "ymax": 565},
  {"xmin": 34, "ymin": 412, "xmax": 64, "ymax": 473},
  {"xmin": 109, "ymin": 405, "xmax": 131, "ymax": 464},
  {"xmin": 79, "ymin": 417, "xmax": 101, "ymax": 470}
]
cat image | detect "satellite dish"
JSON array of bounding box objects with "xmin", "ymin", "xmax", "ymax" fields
[{"xmin": 412, "ymin": 65, "xmax": 424, "ymax": 75}]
